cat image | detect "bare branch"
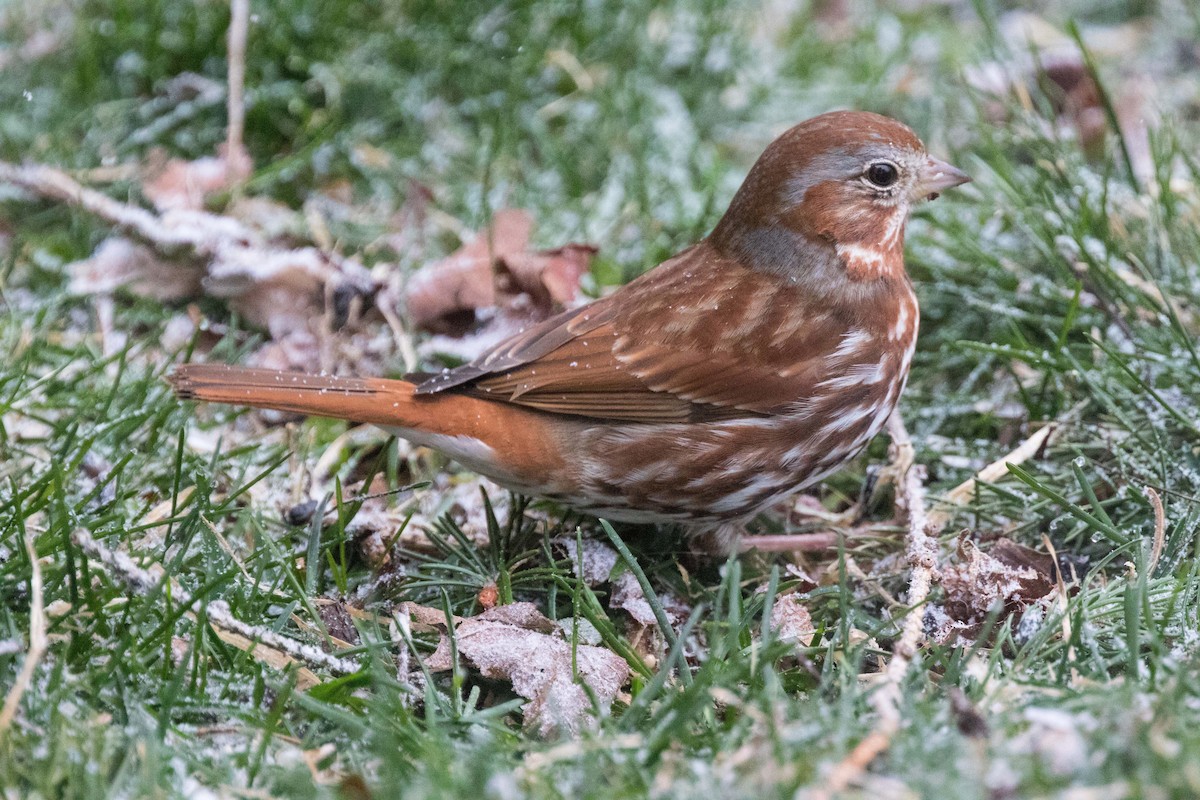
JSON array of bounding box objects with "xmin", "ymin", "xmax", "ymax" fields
[
  {"xmin": 815, "ymin": 412, "xmax": 937, "ymax": 797},
  {"xmin": 70, "ymin": 528, "xmax": 360, "ymax": 677},
  {"xmin": 226, "ymin": 0, "xmax": 250, "ymax": 180}
]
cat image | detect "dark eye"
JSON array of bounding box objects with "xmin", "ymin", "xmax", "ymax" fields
[{"xmin": 865, "ymin": 161, "xmax": 899, "ymax": 188}]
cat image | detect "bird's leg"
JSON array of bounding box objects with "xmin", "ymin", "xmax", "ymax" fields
[
  {"xmin": 740, "ymin": 530, "xmax": 844, "ymax": 553},
  {"xmin": 687, "ymin": 523, "xmax": 745, "ymax": 558},
  {"xmin": 877, "ymin": 413, "xmax": 916, "ymax": 491},
  {"xmin": 693, "ymin": 522, "xmax": 837, "ymax": 556},
  {"xmin": 740, "ymin": 415, "xmax": 918, "ymax": 555}
]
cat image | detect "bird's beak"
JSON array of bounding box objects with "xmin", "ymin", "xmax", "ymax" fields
[{"xmin": 917, "ymin": 155, "xmax": 971, "ymax": 201}]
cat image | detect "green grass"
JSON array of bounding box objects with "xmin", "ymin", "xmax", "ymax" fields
[{"xmin": 3, "ymin": 0, "xmax": 1200, "ymax": 797}]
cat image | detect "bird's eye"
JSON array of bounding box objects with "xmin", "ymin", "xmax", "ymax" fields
[{"xmin": 865, "ymin": 161, "xmax": 899, "ymax": 189}]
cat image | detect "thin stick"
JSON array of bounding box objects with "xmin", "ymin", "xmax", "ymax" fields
[
  {"xmin": 225, "ymin": 0, "xmax": 250, "ymax": 180},
  {"xmin": 1144, "ymin": 486, "xmax": 1165, "ymax": 575},
  {"xmin": 0, "ymin": 529, "xmax": 48, "ymax": 743},
  {"xmin": 70, "ymin": 528, "xmax": 360, "ymax": 677},
  {"xmin": 816, "ymin": 413, "xmax": 936, "ymax": 796},
  {"xmin": 926, "ymin": 423, "xmax": 1057, "ymax": 533},
  {"xmin": 0, "ymin": 161, "xmax": 190, "ymax": 250},
  {"xmin": 0, "ymin": 159, "xmax": 374, "ymax": 289}
]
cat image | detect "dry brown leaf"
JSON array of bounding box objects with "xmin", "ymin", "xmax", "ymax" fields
[
  {"xmin": 6, "ymin": 160, "xmax": 379, "ymax": 375},
  {"xmin": 398, "ymin": 601, "xmax": 461, "ymax": 633},
  {"xmin": 610, "ymin": 571, "xmax": 688, "ymax": 631},
  {"xmin": 933, "ymin": 536, "xmax": 1058, "ymax": 643},
  {"xmin": 68, "ymin": 237, "xmax": 203, "ymax": 301},
  {"xmin": 404, "ymin": 208, "xmax": 596, "ymax": 337},
  {"xmin": 499, "ymin": 243, "xmax": 597, "ymax": 307},
  {"xmin": 769, "ymin": 593, "xmax": 815, "ymax": 648},
  {"xmin": 405, "ymin": 208, "xmax": 533, "ymax": 334},
  {"xmin": 143, "ymin": 143, "xmax": 252, "ymax": 212},
  {"xmin": 426, "ymin": 602, "xmax": 630, "ymax": 737}
]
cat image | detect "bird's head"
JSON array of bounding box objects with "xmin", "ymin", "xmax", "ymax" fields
[{"xmin": 712, "ymin": 111, "xmax": 970, "ymax": 284}]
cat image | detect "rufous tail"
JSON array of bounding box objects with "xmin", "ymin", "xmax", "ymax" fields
[
  {"xmin": 168, "ymin": 364, "xmax": 421, "ymax": 427},
  {"xmin": 171, "ymin": 363, "xmax": 574, "ymax": 490}
]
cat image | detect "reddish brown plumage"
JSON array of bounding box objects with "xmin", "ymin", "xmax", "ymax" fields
[{"xmin": 169, "ymin": 111, "xmax": 969, "ymax": 542}]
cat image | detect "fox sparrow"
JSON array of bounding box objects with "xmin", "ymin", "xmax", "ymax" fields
[{"xmin": 171, "ymin": 111, "xmax": 970, "ymax": 547}]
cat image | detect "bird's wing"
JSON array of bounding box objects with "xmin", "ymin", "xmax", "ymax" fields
[{"xmin": 413, "ymin": 243, "xmax": 849, "ymax": 424}]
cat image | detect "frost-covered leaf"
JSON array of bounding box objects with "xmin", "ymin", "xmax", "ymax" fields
[
  {"xmin": 558, "ymin": 537, "xmax": 619, "ymax": 587},
  {"xmin": 68, "ymin": 236, "xmax": 203, "ymax": 301},
  {"xmin": 931, "ymin": 536, "xmax": 1058, "ymax": 644},
  {"xmin": 425, "ymin": 602, "xmax": 630, "ymax": 737},
  {"xmin": 769, "ymin": 593, "xmax": 815, "ymax": 648}
]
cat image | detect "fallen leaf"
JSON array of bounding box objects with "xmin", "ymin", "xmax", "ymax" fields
[
  {"xmin": 933, "ymin": 536, "xmax": 1058, "ymax": 643},
  {"xmin": 405, "ymin": 208, "xmax": 533, "ymax": 334},
  {"xmin": 499, "ymin": 243, "xmax": 598, "ymax": 307},
  {"xmin": 610, "ymin": 570, "xmax": 689, "ymax": 631},
  {"xmin": 143, "ymin": 143, "xmax": 252, "ymax": 212},
  {"xmin": 426, "ymin": 602, "xmax": 630, "ymax": 737},
  {"xmin": 14, "ymin": 160, "xmax": 379, "ymax": 375},
  {"xmin": 769, "ymin": 593, "xmax": 815, "ymax": 648},
  {"xmin": 404, "ymin": 209, "xmax": 596, "ymax": 338},
  {"xmin": 68, "ymin": 237, "xmax": 203, "ymax": 301},
  {"xmin": 558, "ymin": 537, "xmax": 619, "ymax": 586},
  {"xmin": 399, "ymin": 601, "xmax": 460, "ymax": 633}
]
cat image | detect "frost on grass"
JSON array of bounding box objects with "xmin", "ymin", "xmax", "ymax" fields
[
  {"xmin": 963, "ymin": 11, "xmax": 1157, "ymax": 183},
  {"xmin": 559, "ymin": 536, "xmax": 620, "ymax": 587},
  {"xmin": 930, "ymin": 536, "xmax": 1058, "ymax": 644},
  {"xmin": 556, "ymin": 535, "xmax": 690, "ymax": 660},
  {"xmin": 425, "ymin": 602, "xmax": 630, "ymax": 738}
]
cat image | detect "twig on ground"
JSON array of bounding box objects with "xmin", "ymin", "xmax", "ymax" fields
[
  {"xmin": 927, "ymin": 423, "xmax": 1057, "ymax": 533},
  {"xmin": 0, "ymin": 161, "xmax": 190, "ymax": 250},
  {"xmin": 815, "ymin": 412, "xmax": 937, "ymax": 797},
  {"xmin": 70, "ymin": 528, "xmax": 360, "ymax": 677},
  {"xmin": 0, "ymin": 529, "xmax": 48, "ymax": 744},
  {"xmin": 1145, "ymin": 486, "xmax": 1165, "ymax": 574},
  {"xmin": 0, "ymin": 160, "xmax": 374, "ymax": 293},
  {"xmin": 225, "ymin": 0, "xmax": 249, "ymax": 181}
]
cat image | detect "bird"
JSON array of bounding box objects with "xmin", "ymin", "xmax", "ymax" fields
[{"xmin": 170, "ymin": 110, "xmax": 970, "ymax": 550}]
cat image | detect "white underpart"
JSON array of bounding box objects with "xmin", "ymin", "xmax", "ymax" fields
[
  {"xmin": 890, "ymin": 299, "xmax": 910, "ymax": 341},
  {"xmin": 834, "ymin": 242, "xmax": 888, "ymax": 276},
  {"xmin": 880, "ymin": 208, "xmax": 905, "ymax": 249},
  {"xmin": 832, "ymin": 328, "xmax": 872, "ymax": 358},
  {"xmin": 819, "ymin": 359, "xmax": 888, "ymax": 389},
  {"xmin": 383, "ymin": 426, "xmax": 499, "ymax": 470}
]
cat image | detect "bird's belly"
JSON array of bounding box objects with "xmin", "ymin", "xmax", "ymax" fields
[{"xmin": 573, "ymin": 385, "xmax": 902, "ymax": 523}]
